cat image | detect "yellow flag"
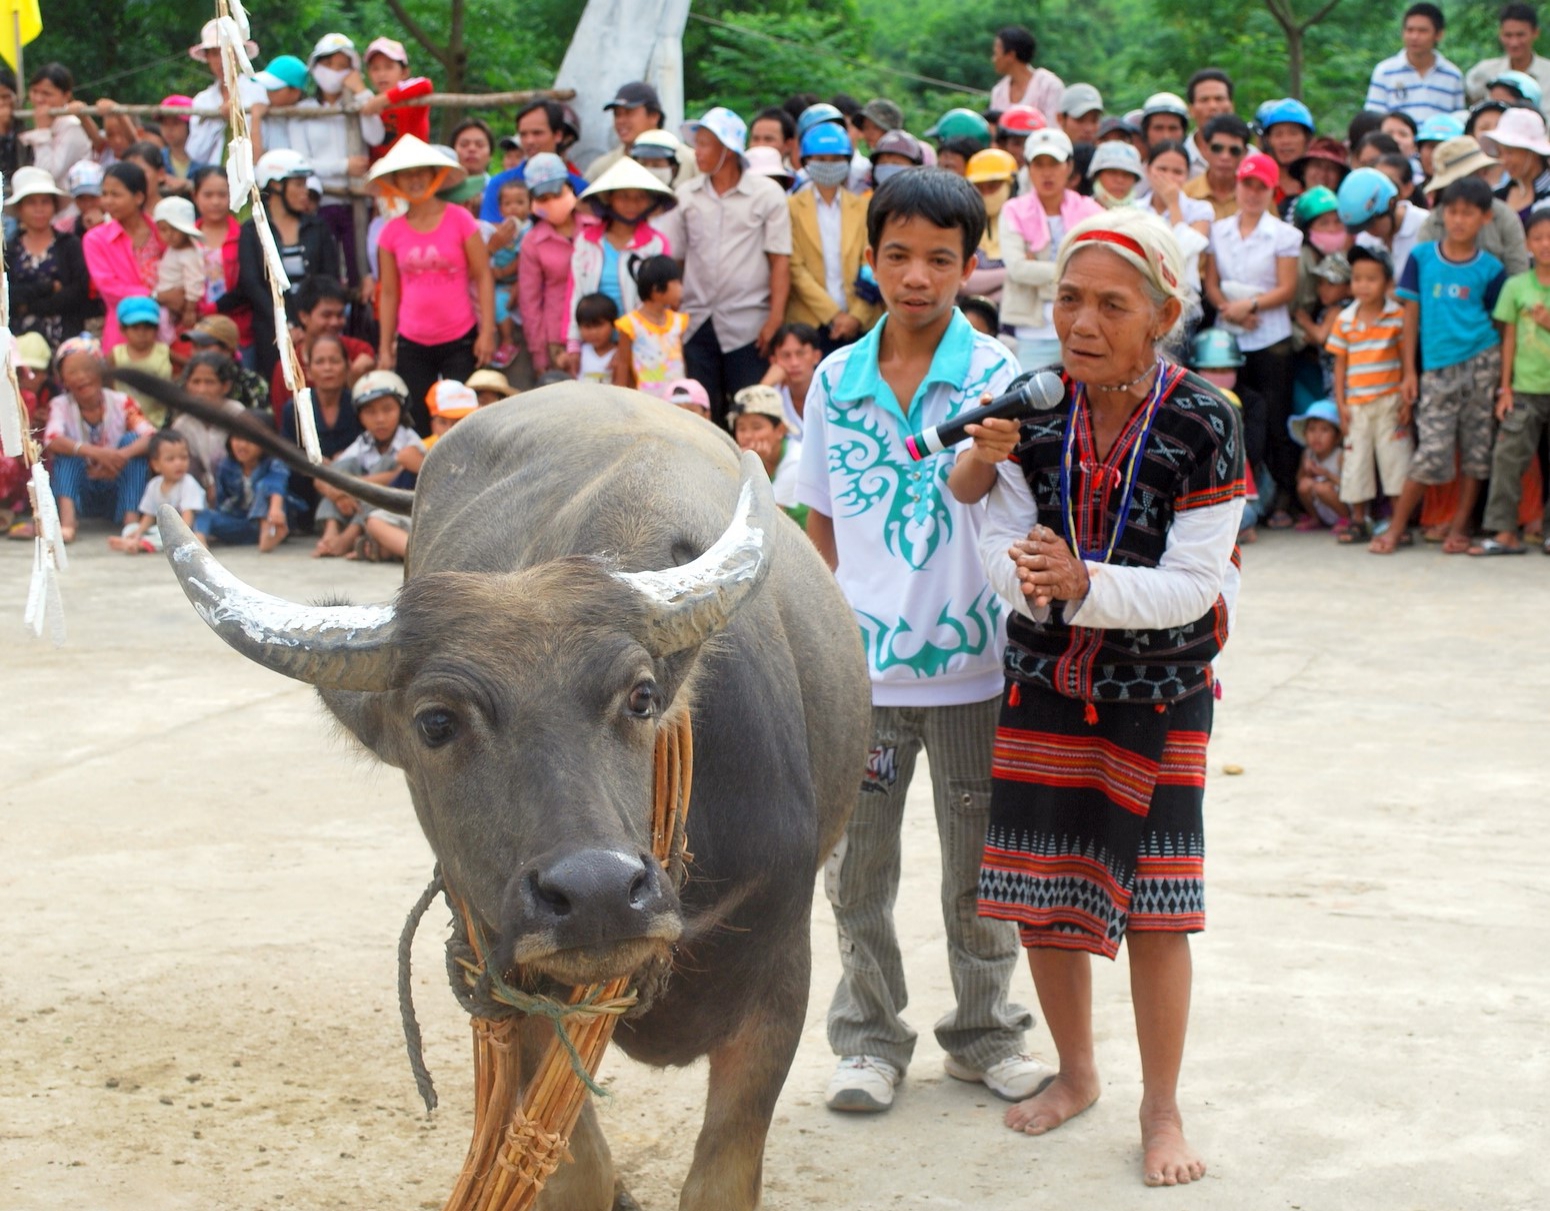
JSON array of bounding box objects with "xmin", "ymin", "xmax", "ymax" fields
[{"xmin": 0, "ymin": 0, "xmax": 42, "ymax": 72}]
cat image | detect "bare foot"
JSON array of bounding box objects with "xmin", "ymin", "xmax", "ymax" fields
[
  {"xmin": 258, "ymin": 519, "xmax": 288, "ymax": 553},
  {"xmin": 59, "ymin": 523, "xmax": 76, "ymax": 544},
  {"xmin": 1368, "ymin": 527, "xmax": 1400, "ymax": 554},
  {"xmin": 1140, "ymin": 1103, "xmax": 1206, "ymax": 1187},
  {"xmin": 1004, "ymin": 1069, "xmax": 1101, "ymax": 1135}
]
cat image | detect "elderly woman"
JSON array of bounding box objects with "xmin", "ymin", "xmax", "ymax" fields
[
  {"xmin": 40, "ymin": 335, "xmax": 155, "ymax": 542},
  {"xmin": 966, "ymin": 207, "xmax": 1242, "ymax": 1188}
]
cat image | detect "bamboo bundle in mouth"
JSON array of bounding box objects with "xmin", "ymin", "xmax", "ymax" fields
[{"xmin": 439, "ymin": 711, "xmax": 693, "ymax": 1211}]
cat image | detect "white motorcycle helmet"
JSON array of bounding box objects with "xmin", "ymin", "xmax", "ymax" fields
[{"xmin": 255, "ymin": 148, "xmax": 314, "ymax": 190}]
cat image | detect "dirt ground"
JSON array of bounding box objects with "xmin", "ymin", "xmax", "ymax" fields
[{"xmin": 2, "ymin": 526, "xmax": 1546, "ymax": 1210}]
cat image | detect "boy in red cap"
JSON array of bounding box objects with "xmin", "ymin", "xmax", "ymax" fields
[{"xmin": 361, "ymin": 38, "xmax": 435, "ymax": 162}]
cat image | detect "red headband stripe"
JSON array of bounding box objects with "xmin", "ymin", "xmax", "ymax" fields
[{"xmin": 1069, "ymin": 228, "xmax": 1179, "ymax": 289}]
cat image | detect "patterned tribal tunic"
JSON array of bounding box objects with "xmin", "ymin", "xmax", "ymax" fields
[{"xmin": 977, "ymin": 367, "xmax": 1244, "ymax": 958}]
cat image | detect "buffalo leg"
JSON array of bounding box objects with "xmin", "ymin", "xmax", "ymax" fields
[{"xmin": 678, "ymin": 938, "xmax": 809, "ymax": 1211}]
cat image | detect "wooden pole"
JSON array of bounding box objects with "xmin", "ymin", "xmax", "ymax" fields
[
  {"xmin": 14, "ymin": 89, "xmax": 577, "ymax": 122},
  {"xmin": 341, "ymin": 94, "xmax": 371, "ymax": 287}
]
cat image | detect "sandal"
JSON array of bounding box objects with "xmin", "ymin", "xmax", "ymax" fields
[
  {"xmin": 1469, "ymin": 538, "xmax": 1527, "ymax": 556},
  {"xmin": 1293, "ymin": 514, "xmax": 1323, "ymax": 532},
  {"xmin": 6, "ymin": 518, "xmax": 35, "ymax": 541},
  {"xmin": 1337, "ymin": 518, "xmax": 1373, "ymax": 544},
  {"xmin": 1267, "ymin": 510, "xmax": 1296, "ymax": 530}
]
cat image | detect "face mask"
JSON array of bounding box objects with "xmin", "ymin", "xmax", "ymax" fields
[
  {"xmin": 533, "ymin": 191, "xmax": 576, "ymax": 225},
  {"xmin": 311, "ymin": 64, "xmax": 350, "ymax": 94},
  {"xmin": 980, "ymin": 181, "xmax": 1012, "ymax": 217},
  {"xmin": 1309, "ymin": 229, "xmax": 1349, "ymax": 255},
  {"xmin": 1093, "ymin": 180, "xmax": 1136, "ymax": 210},
  {"xmin": 808, "ymin": 160, "xmax": 850, "ymax": 188},
  {"xmin": 871, "ymin": 163, "xmax": 907, "ymax": 187},
  {"xmin": 642, "ymin": 165, "xmax": 675, "ymax": 186}
]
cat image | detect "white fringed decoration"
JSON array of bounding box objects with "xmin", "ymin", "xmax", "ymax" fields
[
  {"xmin": 1, "ymin": 171, "xmax": 67, "ymax": 642},
  {"xmin": 216, "ymin": 0, "xmax": 320, "ymax": 462},
  {"xmin": 24, "ymin": 465, "xmax": 67, "ymax": 645}
]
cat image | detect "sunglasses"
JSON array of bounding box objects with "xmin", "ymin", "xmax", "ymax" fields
[{"xmin": 1209, "ymin": 142, "xmax": 1247, "ymax": 156}]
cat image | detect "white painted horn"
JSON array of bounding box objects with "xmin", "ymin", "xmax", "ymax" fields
[
  {"xmin": 158, "ymin": 505, "xmax": 398, "ymax": 691},
  {"xmin": 616, "ymin": 450, "xmax": 778, "ymax": 656}
]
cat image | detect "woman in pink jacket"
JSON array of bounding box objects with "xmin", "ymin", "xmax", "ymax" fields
[
  {"xmin": 83, "ymin": 162, "xmax": 165, "ymax": 352},
  {"xmin": 518, "ymin": 153, "xmax": 581, "ymax": 376},
  {"xmin": 562, "ymin": 157, "xmax": 676, "ymax": 371},
  {"xmin": 997, "ymin": 129, "xmax": 1102, "ymax": 370}
]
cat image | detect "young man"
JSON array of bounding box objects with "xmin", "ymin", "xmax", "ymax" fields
[
  {"xmin": 796, "ymin": 169, "xmax": 1044, "ymax": 1115},
  {"xmin": 479, "ymin": 101, "xmax": 588, "ymax": 225},
  {"xmin": 270, "ymin": 275, "xmax": 377, "ymax": 408},
  {"xmin": 1056, "ymin": 83, "xmax": 1104, "ymax": 148},
  {"xmin": 1373, "ymin": 176, "xmax": 1507, "ymax": 554},
  {"xmin": 1185, "ymin": 114, "xmax": 1250, "ymax": 220},
  {"xmin": 186, "ymin": 18, "xmax": 267, "ymax": 169},
  {"xmin": 786, "ymin": 122, "xmax": 880, "ymax": 349},
  {"xmin": 585, "ymin": 81, "xmax": 698, "ymax": 184},
  {"xmin": 1184, "ymin": 69, "xmax": 1235, "ymax": 178},
  {"xmin": 1466, "ymin": 3, "xmax": 1550, "ymax": 110},
  {"xmin": 1366, "ymin": 3, "xmax": 1466, "ymax": 123},
  {"xmin": 1138, "ymin": 92, "xmax": 1189, "ymax": 150},
  {"xmin": 770, "ymin": 321, "xmax": 824, "ymax": 438},
  {"xmin": 989, "ymin": 25, "xmax": 1064, "ymax": 126},
  {"xmin": 655, "ymin": 107, "xmax": 792, "ymax": 426}
]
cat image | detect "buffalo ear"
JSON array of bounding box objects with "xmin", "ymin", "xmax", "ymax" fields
[{"xmin": 319, "ymin": 689, "xmax": 400, "ymax": 766}]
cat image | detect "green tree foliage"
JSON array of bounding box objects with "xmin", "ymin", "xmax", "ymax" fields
[{"xmin": 12, "ymin": 0, "xmax": 1534, "ymax": 143}]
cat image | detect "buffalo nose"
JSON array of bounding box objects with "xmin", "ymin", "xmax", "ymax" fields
[{"xmin": 518, "ymin": 848, "xmax": 670, "ymax": 946}]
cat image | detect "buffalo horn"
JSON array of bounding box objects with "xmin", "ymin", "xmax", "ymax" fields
[
  {"xmin": 157, "ymin": 505, "xmax": 398, "ymax": 691},
  {"xmin": 617, "ymin": 450, "xmax": 777, "ymax": 656}
]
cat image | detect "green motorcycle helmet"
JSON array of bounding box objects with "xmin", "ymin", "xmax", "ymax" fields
[
  {"xmin": 925, "ymin": 107, "xmax": 992, "ymax": 148},
  {"xmin": 1189, "ymin": 328, "xmax": 1246, "ymax": 370},
  {"xmin": 1292, "ymin": 184, "xmax": 1340, "ymax": 229}
]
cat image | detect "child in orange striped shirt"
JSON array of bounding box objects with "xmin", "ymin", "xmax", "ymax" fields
[{"xmin": 1324, "ymin": 244, "xmax": 1414, "ymax": 542}]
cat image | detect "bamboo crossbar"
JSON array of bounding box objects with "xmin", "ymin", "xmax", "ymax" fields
[{"xmin": 15, "ymin": 89, "xmax": 575, "ymax": 121}]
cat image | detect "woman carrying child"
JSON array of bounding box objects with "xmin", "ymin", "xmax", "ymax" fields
[
  {"xmin": 565, "ymin": 157, "xmax": 677, "ymax": 375},
  {"xmin": 372, "ymin": 136, "xmax": 496, "ymax": 435}
]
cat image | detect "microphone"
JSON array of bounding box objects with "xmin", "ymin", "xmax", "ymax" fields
[{"xmin": 903, "ymin": 369, "xmax": 1064, "ymax": 461}]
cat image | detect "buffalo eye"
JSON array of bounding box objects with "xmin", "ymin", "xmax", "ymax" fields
[
  {"xmin": 415, "ymin": 707, "xmax": 458, "ymax": 748},
  {"xmin": 626, "ymin": 681, "xmax": 659, "ymax": 718}
]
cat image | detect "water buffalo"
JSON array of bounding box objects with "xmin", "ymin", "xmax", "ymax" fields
[{"xmin": 132, "ymin": 378, "xmax": 871, "ymax": 1211}]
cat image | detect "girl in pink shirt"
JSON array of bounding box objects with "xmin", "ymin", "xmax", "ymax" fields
[{"xmin": 371, "ymin": 136, "xmax": 496, "ymax": 434}]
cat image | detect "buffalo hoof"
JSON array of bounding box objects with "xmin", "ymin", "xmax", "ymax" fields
[{"xmin": 612, "ymin": 1181, "xmax": 642, "ymax": 1211}]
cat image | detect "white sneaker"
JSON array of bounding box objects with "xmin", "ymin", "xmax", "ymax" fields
[
  {"xmin": 943, "ymin": 1053, "xmax": 1057, "ymax": 1102},
  {"xmin": 825, "ymin": 1055, "xmax": 901, "ymax": 1112}
]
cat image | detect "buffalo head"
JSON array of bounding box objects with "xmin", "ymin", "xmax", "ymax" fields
[{"xmin": 157, "ymin": 451, "xmax": 777, "ymax": 987}]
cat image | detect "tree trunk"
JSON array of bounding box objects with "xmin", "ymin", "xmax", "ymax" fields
[{"xmin": 1287, "ymin": 25, "xmax": 1303, "ymax": 98}]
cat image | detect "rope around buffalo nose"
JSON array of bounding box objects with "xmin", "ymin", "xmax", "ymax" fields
[{"xmin": 393, "ymin": 710, "xmax": 694, "ymax": 1211}]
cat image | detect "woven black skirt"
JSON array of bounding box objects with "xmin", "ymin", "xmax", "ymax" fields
[{"xmin": 977, "ymin": 681, "xmax": 1212, "ymax": 959}]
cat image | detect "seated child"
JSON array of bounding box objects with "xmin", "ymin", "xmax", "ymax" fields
[
  {"xmin": 728, "ymin": 384, "xmax": 806, "ymax": 529},
  {"xmin": 466, "ymin": 367, "xmax": 514, "ymax": 407},
  {"xmin": 575, "ymin": 292, "xmax": 619, "ymax": 384},
  {"xmin": 193, "ymin": 418, "xmax": 293, "ymax": 552},
  {"xmin": 314, "ymin": 371, "xmax": 425, "ymax": 559},
  {"xmin": 110, "ymin": 297, "xmax": 173, "ymax": 426},
  {"xmin": 487, "ymin": 178, "xmax": 531, "ymax": 366},
  {"xmin": 173, "ymin": 349, "xmax": 248, "ymax": 499},
  {"xmin": 1290, "ymin": 399, "xmax": 1349, "ymax": 530},
  {"xmin": 1471, "ymin": 209, "xmax": 1550, "ymax": 555},
  {"xmin": 664, "ymin": 377, "xmax": 710, "ymax": 420},
  {"xmin": 613, "ymin": 255, "xmax": 687, "ymax": 396},
  {"xmin": 108, "ymin": 429, "xmax": 205, "ymax": 553},
  {"xmin": 422, "ymin": 380, "xmax": 477, "ymax": 449},
  {"xmin": 358, "ymin": 378, "xmax": 471, "ymax": 562},
  {"xmin": 153, "ymin": 197, "xmax": 206, "ymax": 332},
  {"xmin": 1324, "ymin": 245, "xmax": 1411, "ymax": 543}
]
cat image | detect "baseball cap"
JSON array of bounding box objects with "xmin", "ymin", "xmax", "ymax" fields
[
  {"xmin": 1309, "ymin": 251, "xmax": 1352, "ymax": 284},
  {"xmin": 67, "ymin": 159, "xmax": 104, "ymax": 198},
  {"xmin": 159, "ymin": 94, "xmax": 193, "ymax": 117},
  {"xmin": 153, "ymin": 196, "xmax": 203, "ymax": 239},
  {"xmin": 728, "ymin": 385, "xmax": 785, "ymax": 427},
  {"xmin": 498, "ymin": 134, "xmax": 521, "ymax": 152},
  {"xmin": 665, "ymin": 378, "xmax": 710, "ymax": 411},
  {"xmin": 255, "ymin": 54, "xmax": 309, "ymax": 92},
  {"xmin": 870, "ymin": 129, "xmax": 925, "ymax": 164},
  {"xmin": 681, "ymin": 107, "xmax": 748, "ymax": 162},
  {"xmin": 309, "ymin": 32, "xmax": 360, "ymax": 70},
  {"xmin": 523, "ymin": 152, "xmax": 571, "ymax": 197},
  {"xmin": 604, "ymin": 81, "xmax": 662, "ymax": 112},
  {"xmin": 1097, "ymin": 116, "xmax": 1139, "ymax": 142},
  {"xmin": 1346, "ymin": 244, "xmax": 1394, "ymax": 279},
  {"xmin": 1059, "ymin": 83, "xmax": 1104, "ymax": 118},
  {"xmin": 364, "ymin": 37, "xmax": 409, "ymax": 66},
  {"xmin": 860, "ymin": 98, "xmax": 904, "ymax": 132},
  {"xmin": 1024, "ymin": 128, "xmax": 1075, "ymax": 164},
  {"xmin": 426, "ymin": 380, "xmax": 478, "ymax": 418},
  {"xmin": 190, "ymin": 314, "xmax": 242, "ymax": 350},
  {"xmin": 116, "ymin": 296, "xmax": 160, "ymax": 328},
  {"xmin": 1088, "ymin": 140, "xmax": 1144, "ymax": 179},
  {"xmin": 13, "ymin": 331, "xmax": 52, "ymax": 371},
  {"xmin": 1236, "ymin": 150, "xmax": 1280, "ymax": 190}
]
